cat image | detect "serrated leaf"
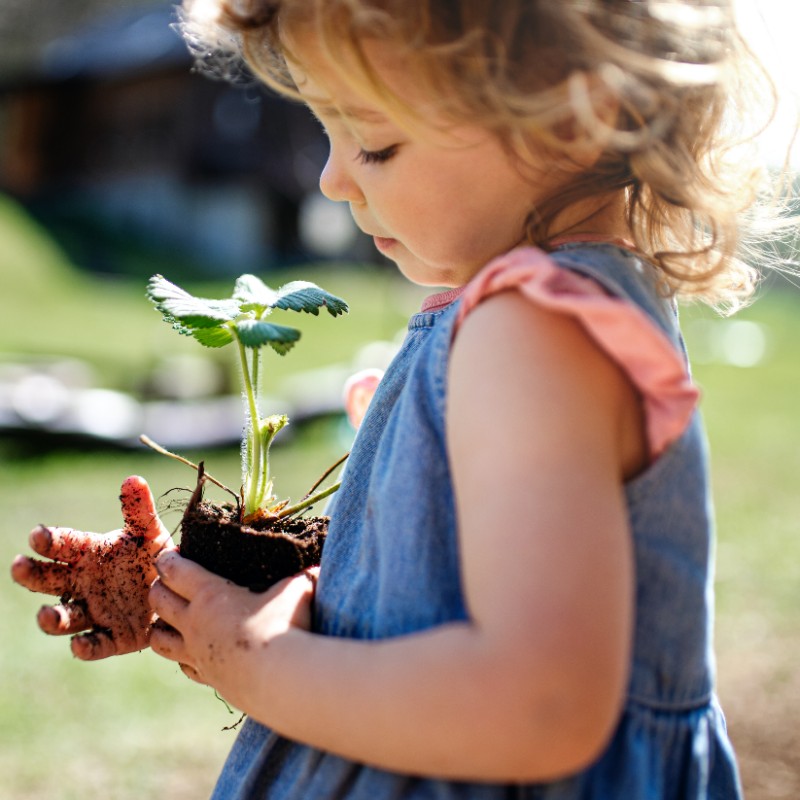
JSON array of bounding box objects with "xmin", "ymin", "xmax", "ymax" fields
[
  {"xmin": 170, "ymin": 321, "xmax": 195, "ymax": 337},
  {"xmin": 274, "ymin": 281, "xmax": 349, "ymax": 317},
  {"xmin": 147, "ymin": 275, "xmax": 240, "ymax": 329},
  {"xmin": 191, "ymin": 326, "xmax": 235, "ymax": 348},
  {"xmin": 268, "ymin": 340, "xmax": 297, "ymax": 355},
  {"xmin": 236, "ymin": 319, "xmax": 301, "ymax": 353},
  {"xmin": 233, "ymin": 274, "xmax": 279, "ymax": 310}
]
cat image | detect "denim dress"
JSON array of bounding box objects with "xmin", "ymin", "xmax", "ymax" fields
[{"xmin": 212, "ymin": 244, "xmax": 743, "ymax": 799}]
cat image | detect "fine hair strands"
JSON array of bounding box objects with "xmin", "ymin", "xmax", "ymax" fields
[{"xmin": 180, "ymin": 0, "xmax": 797, "ymax": 312}]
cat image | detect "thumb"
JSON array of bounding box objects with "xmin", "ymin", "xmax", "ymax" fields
[{"xmin": 120, "ymin": 475, "xmax": 170, "ymax": 542}]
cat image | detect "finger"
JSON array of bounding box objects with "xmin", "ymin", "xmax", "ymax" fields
[
  {"xmin": 120, "ymin": 476, "xmax": 171, "ymax": 543},
  {"xmin": 29, "ymin": 525, "xmax": 97, "ymax": 565},
  {"xmin": 154, "ymin": 549, "xmax": 223, "ymax": 600},
  {"xmin": 71, "ymin": 629, "xmax": 119, "ymax": 661},
  {"xmin": 180, "ymin": 663, "xmax": 207, "ymax": 685},
  {"xmin": 149, "ymin": 577, "xmax": 190, "ymax": 628},
  {"xmin": 10, "ymin": 554, "xmax": 72, "ymax": 596},
  {"xmin": 305, "ymin": 566, "xmax": 320, "ymax": 582},
  {"xmin": 150, "ymin": 618, "xmax": 188, "ymax": 663},
  {"xmin": 288, "ymin": 570, "xmax": 318, "ymax": 629},
  {"xmin": 37, "ymin": 602, "xmax": 91, "ymax": 636}
]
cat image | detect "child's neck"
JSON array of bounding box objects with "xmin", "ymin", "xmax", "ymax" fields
[{"xmin": 548, "ymin": 192, "xmax": 630, "ymax": 244}]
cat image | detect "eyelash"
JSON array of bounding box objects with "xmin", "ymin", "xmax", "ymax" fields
[{"xmin": 356, "ymin": 145, "xmax": 398, "ymax": 165}]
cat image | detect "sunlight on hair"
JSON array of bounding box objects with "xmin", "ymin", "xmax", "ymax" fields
[
  {"xmin": 649, "ymin": 2, "xmax": 727, "ymax": 28},
  {"xmin": 734, "ymin": 0, "xmax": 800, "ymax": 166},
  {"xmin": 186, "ymin": 0, "xmax": 223, "ymax": 26}
]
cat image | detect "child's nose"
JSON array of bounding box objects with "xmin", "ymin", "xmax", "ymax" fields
[{"xmin": 320, "ymin": 151, "xmax": 364, "ymax": 204}]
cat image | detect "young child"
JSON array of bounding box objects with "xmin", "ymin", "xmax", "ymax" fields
[{"xmin": 12, "ymin": 0, "xmax": 790, "ymax": 796}]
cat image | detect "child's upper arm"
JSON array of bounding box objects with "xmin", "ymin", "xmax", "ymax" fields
[{"xmin": 446, "ymin": 289, "xmax": 643, "ymax": 758}]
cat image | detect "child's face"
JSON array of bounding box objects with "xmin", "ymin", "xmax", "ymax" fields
[{"xmin": 287, "ymin": 38, "xmax": 547, "ymax": 288}]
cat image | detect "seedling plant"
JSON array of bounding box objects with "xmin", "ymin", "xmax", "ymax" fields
[{"xmin": 146, "ymin": 273, "xmax": 349, "ymax": 522}]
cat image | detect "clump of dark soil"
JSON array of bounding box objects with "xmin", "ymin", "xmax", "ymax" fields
[
  {"xmin": 180, "ymin": 502, "xmax": 327, "ymax": 592},
  {"xmin": 178, "ymin": 471, "xmax": 327, "ymax": 592}
]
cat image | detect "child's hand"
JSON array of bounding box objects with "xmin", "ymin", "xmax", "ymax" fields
[
  {"xmin": 10, "ymin": 475, "xmax": 174, "ymax": 660},
  {"xmin": 149, "ymin": 550, "xmax": 316, "ymax": 702},
  {"xmin": 344, "ymin": 368, "xmax": 383, "ymax": 429}
]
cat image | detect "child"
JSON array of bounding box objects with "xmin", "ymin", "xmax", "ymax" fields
[{"xmin": 12, "ymin": 0, "xmax": 791, "ymax": 796}]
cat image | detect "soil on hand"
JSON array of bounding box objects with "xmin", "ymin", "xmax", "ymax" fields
[{"xmin": 180, "ymin": 501, "xmax": 327, "ymax": 592}]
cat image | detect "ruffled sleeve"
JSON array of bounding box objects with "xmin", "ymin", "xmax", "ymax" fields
[{"xmin": 456, "ymin": 248, "xmax": 699, "ymax": 460}]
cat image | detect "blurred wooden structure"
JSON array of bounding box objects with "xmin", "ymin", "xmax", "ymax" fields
[{"xmin": 0, "ymin": 2, "xmax": 367, "ymax": 275}]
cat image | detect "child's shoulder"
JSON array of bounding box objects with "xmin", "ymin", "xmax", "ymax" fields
[{"xmin": 455, "ymin": 244, "xmax": 698, "ymax": 462}]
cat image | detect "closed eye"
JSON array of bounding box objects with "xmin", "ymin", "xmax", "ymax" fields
[{"xmin": 356, "ymin": 144, "xmax": 399, "ymax": 165}]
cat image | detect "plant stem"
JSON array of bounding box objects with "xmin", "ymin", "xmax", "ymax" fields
[
  {"xmin": 252, "ymin": 347, "xmax": 269, "ymax": 505},
  {"xmin": 138, "ymin": 435, "xmax": 238, "ymax": 499},
  {"xmin": 302, "ymin": 451, "xmax": 349, "ymax": 500},
  {"xmin": 278, "ymin": 481, "xmax": 341, "ymax": 519},
  {"xmin": 237, "ymin": 335, "xmax": 262, "ymax": 515}
]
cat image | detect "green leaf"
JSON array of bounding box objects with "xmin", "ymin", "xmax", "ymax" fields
[
  {"xmin": 274, "ymin": 281, "xmax": 349, "ymax": 317},
  {"xmin": 147, "ymin": 275, "xmax": 239, "ymax": 329},
  {"xmin": 236, "ymin": 319, "xmax": 301, "ymax": 354},
  {"xmin": 267, "ymin": 339, "xmax": 298, "ymax": 355},
  {"xmin": 191, "ymin": 326, "xmax": 236, "ymax": 348},
  {"xmin": 233, "ymin": 274, "xmax": 279, "ymax": 311},
  {"xmin": 259, "ymin": 414, "xmax": 289, "ymax": 438}
]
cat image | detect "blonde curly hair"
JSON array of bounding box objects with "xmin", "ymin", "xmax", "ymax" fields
[{"xmin": 182, "ymin": 0, "xmax": 790, "ymax": 309}]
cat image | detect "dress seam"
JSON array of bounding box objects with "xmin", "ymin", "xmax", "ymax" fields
[{"xmin": 627, "ymin": 691, "xmax": 714, "ymax": 713}]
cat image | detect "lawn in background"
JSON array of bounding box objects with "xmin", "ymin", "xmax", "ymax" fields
[
  {"xmin": 0, "ymin": 194, "xmax": 424, "ymax": 799},
  {"xmin": 1, "ymin": 196, "xmax": 798, "ymax": 798},
  {"xmin": 0, "ymin": 426, "xmax": 348, "ymax": 800},
  {"xmin": 683, "ymin": 286, "xmax": 800, "ymax": 631}
]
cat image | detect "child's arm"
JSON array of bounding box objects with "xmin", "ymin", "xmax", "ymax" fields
[
  {"xmin": 11, "ymin": 476, "xmax": 174, "ymax": 660},
  {"xmin": 149, "ymin": 290, "xmax": 643, "ymax": 782}
]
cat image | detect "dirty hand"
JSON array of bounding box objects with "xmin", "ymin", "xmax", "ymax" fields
[
  {"xmin": 149, "ymin": 550, "xmax": 316, "ymax": 703},
  {"xmin": 10, "ymin": 475, "xmax": 174, "ymax": 660}
]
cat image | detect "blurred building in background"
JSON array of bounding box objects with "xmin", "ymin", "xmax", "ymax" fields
[{"xmin": 0, "ymin": 0, "xmax": 373, "ymax": 277}]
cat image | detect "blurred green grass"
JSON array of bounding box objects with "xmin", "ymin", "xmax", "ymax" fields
[
  {"xmin": 2, "ymin": 195, "xmax": 798, "ymax": 797},
  {"xmin": 0, "ymin": 194, "xmax": 423, "ymax": 799},
  {"xmin": 0, "ymin": 193, "xmax": 424, "ymax": 390},
  {"xmin": 682, "ymin": 288, "xmax": 800, "ymax": 632},
  {"xmin": 0, "ymin": 427, "xmax": 348, "ymax": 800}
]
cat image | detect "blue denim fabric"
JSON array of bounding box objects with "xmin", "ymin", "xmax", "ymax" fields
[{"xmin": 212, "ymin": 244, "xmax": 742, "ymax": 799}]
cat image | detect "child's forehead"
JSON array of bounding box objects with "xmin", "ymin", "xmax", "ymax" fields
[
  {"xmin": 287, "ymin": 54, "xmax": 391, "ymax": 122},
  {"xmin": 288, "ymin": 59, "xmax": 385, "ymax": 118},
  {"xmin": 308, "ymin": 100, "xmax": 390, "ymax": 125},
  {"xmin": 291, "ymin": 55, "xmax": 488, "ymax": 149},
  {"xmin": 285, "ymin": 38, "xmax": 426, "ymax": 126}
]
